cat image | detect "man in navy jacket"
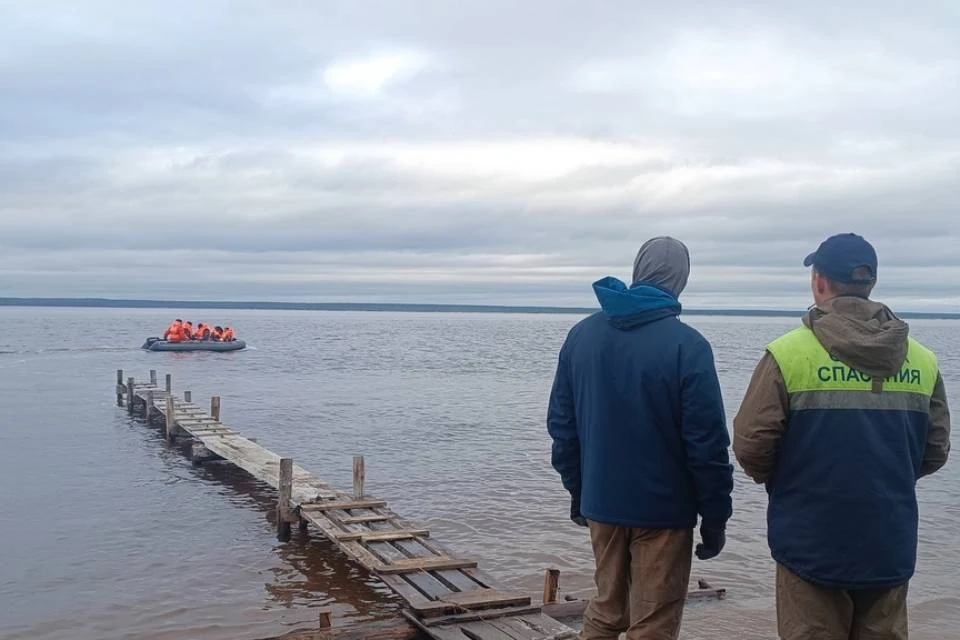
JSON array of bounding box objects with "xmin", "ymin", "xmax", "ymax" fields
[{"xmin": 547, "ymin": 236, "xmax": 734, "ymax": 640}]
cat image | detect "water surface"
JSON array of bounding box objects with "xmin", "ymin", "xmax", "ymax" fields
[{"xmin": 1, "ymin": 308, "xmax": 957, "ymax": 639}]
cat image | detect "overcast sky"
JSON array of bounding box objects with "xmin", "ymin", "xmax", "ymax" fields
[{"xmin": 1, "ymin": 1, "xmax": 958, "ymax": 310}]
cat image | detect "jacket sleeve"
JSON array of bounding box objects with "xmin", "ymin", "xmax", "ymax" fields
[
  {"xmin": 919, "ymin": 372, "xmax": 951, "ymax": 478},
  {"xmin": 679, "ymin": 336, "xmax": 734, "ymax": 527},
  {"xmin": 547, "ymin": 342, "xmax": 581, "ymax": 496},
  {"xmin": 733, "ymin": 352, "xmax": 789, "ymax": 484}
]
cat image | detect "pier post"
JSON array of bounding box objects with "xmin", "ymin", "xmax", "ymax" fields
[
  {"xmin": 318, "ymin": 609, "xmax": 332, "ymax": 629},
  {"xmin": 150, "ymin": 369, "xmax": 157, "ymax": 386},
  {"xmin": 184, "ymin": 390, "xmax": 192, "ymax": 404},
  {"xmin": 145, "ymin": 390, "xmax": 154, "ymax": 422},
  {"xmin": 543, "ymin": 568, "xmax": 560, "ymax": 604},
  {"xmin": 211, "ymin": 395, "xmax": 221, "ymax": 421},
  {"xmin": 165, "ymin": 373, "xmax": 172, "ymax": 393},
  {"xmin": 127, "ymin": 377, "xmax": 135, "ymax": 413},
  {"xmin": 116, "ymin": 369, "xmax": 124, "ymax": 406},
  {"xmin": 353, "ymin": 455, "xmax": 365, "ymax": 499},
  {"xmin": 278, "ymin": 457, "xmax": 293, "ymax": 542},
  {"xmin": 165, "ymin": 396, "xmax": 176, "ymax": 443}
]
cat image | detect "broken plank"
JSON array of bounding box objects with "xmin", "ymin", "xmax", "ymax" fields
[
  {"xmin": 335, "ymin": 529, "xmax": 430, "ymax": 543},
  {"xmin": 374, "ymin": 557, "xmax": 479, "ymax": 575},
  {"xmin": 417, "ymin": 605, "xmax": 544, "ymax": 627},
  {"xmin": 437, "ymin": 589, "xmax": 531, "ymax": 610},
  {"xmin": 338, "ymin": 514, "xmax": 391, "ymax": 525},
  {"xmin": 302, "ymin": 500, "xmax": 388, "ymax": 512}
]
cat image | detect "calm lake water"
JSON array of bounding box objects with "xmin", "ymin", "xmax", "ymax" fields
[{"xmin": 0, "ymin": 307, "xmax": 957, "ymax": 640}]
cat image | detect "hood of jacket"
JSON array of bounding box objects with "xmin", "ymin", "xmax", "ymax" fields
[
  {"xmin": 803, "ymin": 296, "xmax": 909, "ymax": 378},
  {"xmin": 593, "ymin": 276, "xmax": 681, "ymax": 330}
]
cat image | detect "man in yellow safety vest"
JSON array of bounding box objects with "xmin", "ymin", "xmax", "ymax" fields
[{"xmin": 734, "ymin": 232, "xmax": 951, "ymax": 640}]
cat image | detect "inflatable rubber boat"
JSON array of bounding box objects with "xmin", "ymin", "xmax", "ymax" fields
[{"xmin": 141, "ymin": 337, "xmax": 246, "ymax": 352}]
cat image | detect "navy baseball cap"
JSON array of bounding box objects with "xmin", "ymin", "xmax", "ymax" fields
[{"xmin": 803, "ymin": 233, "xmax": 878, "ymax": 283}]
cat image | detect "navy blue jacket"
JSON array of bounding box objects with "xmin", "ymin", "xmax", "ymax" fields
[{"xmin": 547, "ymin": 277, "xmax": 734, "ymax": 529}]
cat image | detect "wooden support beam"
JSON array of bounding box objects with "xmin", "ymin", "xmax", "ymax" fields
[
  {"xmin": 184, "ymin": 390, "xmax": 192, "ymax": 403},
  {"xmin": 165, "ymin": 373, "xmax": 172, "ymax": 392},
  {"xmin": 334, "ymin": 529, "xmax": 430, "ymax": 543},
  {"xmin": 127, "ymin": 377, "xmax": 135, "ymax": 413},
  {"xmin": 190, "ymin": 442, "xmax": 224, "ymax": 466},
  {"xmin": 318, "ymin": 609, "xmax": 332, "ymax": 629},
  {"xmin": 372, "ymin": 556, "xmax": 478, "ymax": 575},
  {"xmin": 353, "ymin": 455, "xmax": 364, "ymax": 499},
  {"xmin": 302, "ymin": 500, "xmax": 388, "ymax": 512},
  {"xmin": 150, "ymin": 369, "xmax": 157, "ymax": 385},
  {"xmin": 116, "ymin": 369, "xmax": 124, "ymax": 406},
  {"xmin": 165, "ymin": 396, "xmax": 176, "ymax": 443},
  {"xmin": 543, "ymin": 568, "xmax": 560, "ymax": 604},
  {"xmin": 145, "ymin": 391, "xmax": 154, "ymax": 422},
  {"xmin": 277, "ymin": 457, "xmax": 293, "ymax": 542},
  {"xmin": 210, "ymin": 395, "xmax": 221, "ymax": 421}
]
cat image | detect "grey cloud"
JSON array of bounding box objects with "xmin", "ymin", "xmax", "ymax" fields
[{"xmin": 0, "ymin": 1, "xmax": 958, "ymax": 309}]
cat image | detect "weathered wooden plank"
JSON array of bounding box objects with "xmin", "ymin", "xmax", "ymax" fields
[
  {"xmin": 438, "ymin": 589, "xmax": 530, "ymax": 610},
  {"xmin": 302, "ymin": 500, "xmax": 389, "ymax": 512},
  {"xmin": 335, "ymin": 529, "xmax": 431, "ymax": 543},
  {"xmin": 338, "ymin": 514, "xmax": 391, "ymax": 525},
  {"xmin": 417, "ymin": 605, "xmax": 544, "ymax": 628},
  {"xmin": 374, "ymin": 557, "xmax": 479, "ymax": 575},
  {"xmin": 363, "ymin": 519, "xmax": 486, "ymax": 595},
  {"xmin": 299, "ymin": 509, "xmax": 439, "ymax": 612},
  {"xmin": 492, "ymin": 614, "xmax": 577, "ymax": 640}
]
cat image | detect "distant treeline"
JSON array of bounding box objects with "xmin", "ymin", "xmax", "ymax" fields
[{"xmin": 1, "ymin": 297, "xmax": 958, "ymax": 320}]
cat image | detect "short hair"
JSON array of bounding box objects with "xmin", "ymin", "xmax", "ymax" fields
[
  {"xmin": 175, "ymin": 318, "xmax": 182, "ymax": 323},
  {"xmin": 818, "ymin": 266, "xmax": 876, "ymax": 298}
]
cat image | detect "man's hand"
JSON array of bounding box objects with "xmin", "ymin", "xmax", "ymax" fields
[
  {"xmin": 695, "ymin": 522, "xmax": 726, "ymax": 560},
  {"xmin": 570, "ymin": 493, "xmax": 588, "ymax": 527}
]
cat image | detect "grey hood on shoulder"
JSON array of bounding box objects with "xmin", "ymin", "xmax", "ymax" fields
[{"xmin": 803, "ymin": 296, "xmax": 909, "ymax": 378}]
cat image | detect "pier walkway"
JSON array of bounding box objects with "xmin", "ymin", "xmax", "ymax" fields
[{"xmin": 116, "ymin": 369, "xmax": 576, "ymax": 640}]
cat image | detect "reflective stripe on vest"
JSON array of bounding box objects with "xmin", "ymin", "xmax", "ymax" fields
[{"xmin": 767, "ymin": 327, "xmax": 938, "ymax": 412}]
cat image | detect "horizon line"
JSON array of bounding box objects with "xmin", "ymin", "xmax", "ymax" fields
[{"xmin": 2, "ymin": 296, "xmax": 960, "ymax": 320}]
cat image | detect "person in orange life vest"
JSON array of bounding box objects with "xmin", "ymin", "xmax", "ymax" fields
[
  {"xmin": 164, "ymin": 319, "xmax": 184, "ymax": 342},
  {"xmin": 198, "ymin": 323, "xmax": 214, "ymax": 340},
  {"xmin": 182, "ymin": 321, "xmax": 194, "ymax": 340},
  {"xmin": 221, "ymin": 327, "xmax": 235, "ymax": 342},
  {"xmin": 211, "ymin": 326, "xmax": 224, "ymax": 341}
]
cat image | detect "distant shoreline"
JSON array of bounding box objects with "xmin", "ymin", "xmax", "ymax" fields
[{"xmin": 3, "ymin": 297, "xmax": 959, "ymax": 320}]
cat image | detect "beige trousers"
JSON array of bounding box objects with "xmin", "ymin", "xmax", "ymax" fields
[
  {"xmin": 579, "ymin": 521, "xmax": 693, "ymax": 640},
  {"xmin": 776, "ymin": 563, "xmax": 909, "ymax": 640}
]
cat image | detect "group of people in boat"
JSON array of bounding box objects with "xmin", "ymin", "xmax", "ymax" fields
[{"xmin": 162, "ymin": 319, "xmax": 236, "ymax": 343}]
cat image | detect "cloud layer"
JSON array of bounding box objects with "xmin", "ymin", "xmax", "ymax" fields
[{"xmin": 1, "ymin": 1, "xmax": 958, "ymax": 309}]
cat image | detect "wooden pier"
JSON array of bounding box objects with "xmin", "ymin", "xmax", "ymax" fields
[{"xmin": 115, "ymin": 369, "xmax": 578, "ymax": 640}]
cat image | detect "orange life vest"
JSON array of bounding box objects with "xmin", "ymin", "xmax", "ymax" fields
[
  {"xmin": 196, "ymin": 325, "xmax": 211, "ymax": 340},
  {"xmin": 222, "ymin": 328, "xmax": 235, "ymax": 341},
  {"xmin": 164, "ymin": 322, "xmax": 182, "ymax": 341},
  {"xmin": 211, "ymin": 327, "xmax": 224, "ymax": 341}
]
